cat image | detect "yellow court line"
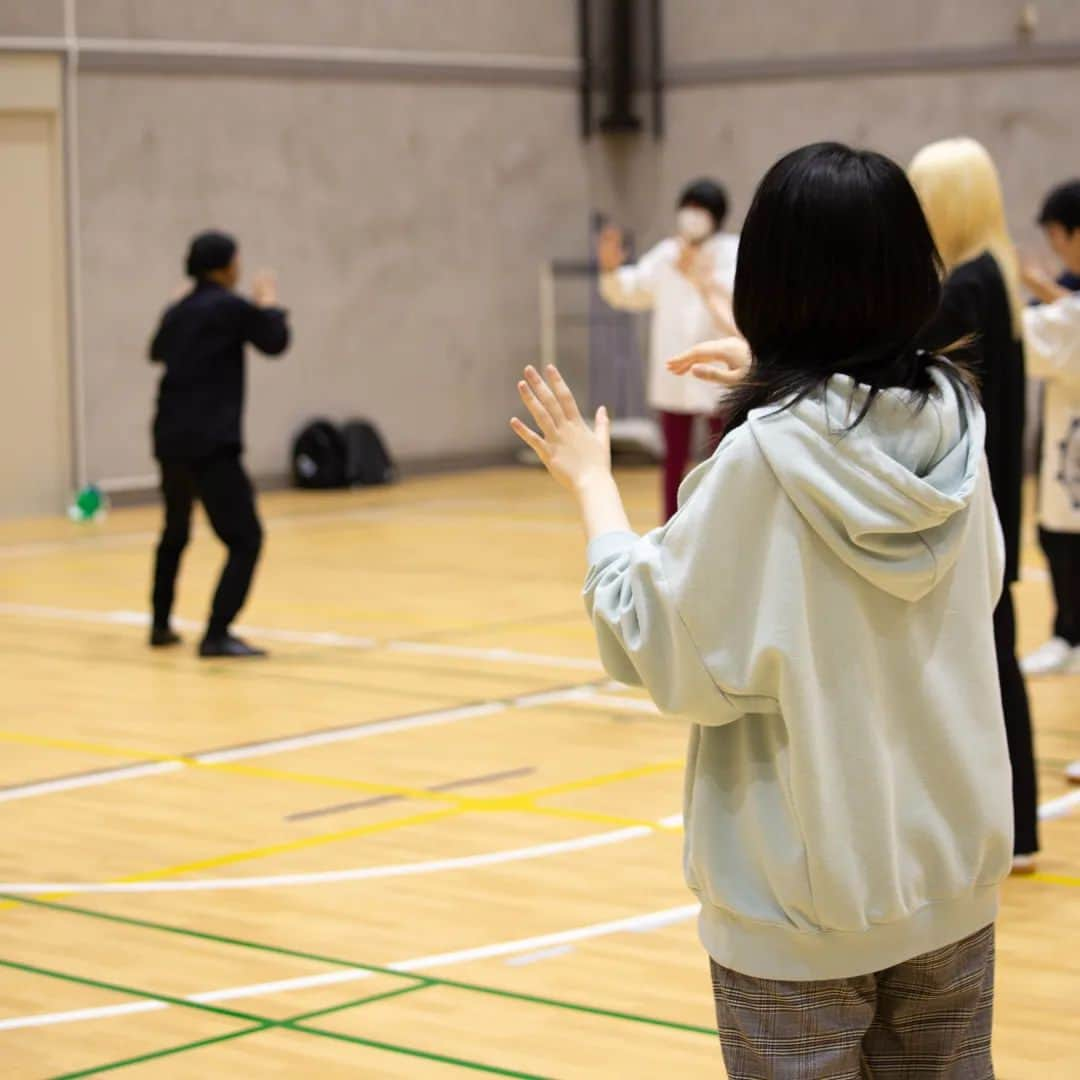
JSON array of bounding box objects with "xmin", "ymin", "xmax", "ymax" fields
[
  {"xmin": 1029, "ymin": 872, "xmax": 1080, "ymax": 888},
  {"xmin": 116, "ymin": 807, "xmax": 466, "ymax": 884},
  {"xmin": 0, "ymin": 726, "xmax": 689, "ymax": 907},
  {"xmin": 525, "ymin": 760, "xmax": 683, "ymax": 800},
  {"xmin": 0, "ymin": 729, "xmax": 170, "ymax": 763},
  {"xmin": 0, "ymin": 728, "xmax": 683, "ymax": 815},
  {"xmin": 526, "ymin": 804, "xmax": 678, "ymax": 831}
]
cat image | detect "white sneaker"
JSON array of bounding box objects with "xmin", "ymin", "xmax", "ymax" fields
[
  {"xmin": 1066, "ymin": 761, "xmax": 1080, "ymax": 786},
  {"xmin": 1021, "ymin": 636, "xmax": 1074, "ymax": 676}
]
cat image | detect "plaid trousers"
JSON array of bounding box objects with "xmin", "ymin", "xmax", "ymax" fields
[{"xmin": 710, "ymin": 924, "xmax": 995, "ymax": 1079}]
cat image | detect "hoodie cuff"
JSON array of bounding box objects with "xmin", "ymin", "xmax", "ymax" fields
[{"xmin": 586, "ymin": 530, "xmax": 639, "ymax": 567}]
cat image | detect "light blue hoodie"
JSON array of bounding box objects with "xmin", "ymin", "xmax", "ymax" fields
[{"xmin": 584, "ymin": 368, "xmax": 1013, "ymax": 980}]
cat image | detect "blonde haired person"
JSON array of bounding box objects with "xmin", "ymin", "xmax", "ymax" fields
[{"xmin": 909, "ymin": 137, "xmax": 1039, "ymax": 872}]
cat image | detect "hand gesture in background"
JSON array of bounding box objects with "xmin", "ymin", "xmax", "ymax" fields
[
  {"xmin": 597, "ymin": 225, "xmax": 627, "ymax": 274},
  {"xmin": 1020, "ymin": 257, "xmax": 1069, "ymax": 304},
  {"xmin": 252, "ymin": 269, "xmax": 279, "ymax": 308},
  {"xmin": 667, "ymin": 337, "xmax": 752, "ymax": 386},
  {"xmin": 675, "ymin": 241, "xmax": 713, "ymax": 289}
]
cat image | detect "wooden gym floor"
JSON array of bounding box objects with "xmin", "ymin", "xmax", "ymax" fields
[{"xmin": 0, "ymin": 467, "xmax": 1076, "ymax": 1078}]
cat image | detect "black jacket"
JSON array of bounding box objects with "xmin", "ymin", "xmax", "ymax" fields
[
  {"xmin": 150, "ymin": 282, "xmax": 290, "ymax": 462},
  {"xmin": 919, "ymin": 253, "xmax": 1025, "ymax": 583}
]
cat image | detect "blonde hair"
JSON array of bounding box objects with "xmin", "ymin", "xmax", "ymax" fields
[{"xmin": 908, "ymin": 137, "xmax": 1022, "ymax": 334}]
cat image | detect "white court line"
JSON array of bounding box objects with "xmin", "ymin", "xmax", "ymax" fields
[
  {"xmin": 505, "ymin": 945, "xmax": 576, "ymax": 967},
  {"xmin": 0, "ymin": 825, "xmax": 655, "ymax": 895},
  {"xmin": 0, "ymin": 683, "xmax": 617, "ymax": 806},
  {"xmin": 574, "ymin": 692, "xmax": 661, "ymax": 715},
  {"xmin": 0, "ymin": 762, "xmax": 184, "ymax": 804},
  {"xmin": 0, "ymin": 602, "xmax": 601, "ymax": 671},
  {"xmin": 0, "ymin": 903, "xmax": 700, "ymax": 1032},
  {"xmin": 0, "ymin": 1001, "xmax": 162, "ymax": 1032},
  {"xmin": 1038, "ymin": 787, "xmax": 1080, "ymax": 821},
  {"xmin": 192, "ymin": 968, "xmax": 368, "ymax": 1003},
  {"xmin": 0, "ymin": 497, "xmax": 574, "ymax": 561},
  {"xmin": 387, "ymin": 641, "xmax": 601, "ymax": 671}
]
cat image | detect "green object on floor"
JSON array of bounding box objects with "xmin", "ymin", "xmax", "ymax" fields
[{"xmin": 68, "ymin": 485, "xmax": 109, "ymax": 523}]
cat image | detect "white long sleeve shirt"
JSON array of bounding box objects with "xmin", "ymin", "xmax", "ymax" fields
[
  {"xmin": 1023, "ymin": 294, "xmax": 1080, "ymax": 532},
  {"xmin": 599, "ymin": 232, "xmax": 739, "ymax": 415}
]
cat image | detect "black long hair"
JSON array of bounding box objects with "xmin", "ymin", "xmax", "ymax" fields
[{"xmin": 724, "ymin": 142, "xmax": 969, "ymax": 433}]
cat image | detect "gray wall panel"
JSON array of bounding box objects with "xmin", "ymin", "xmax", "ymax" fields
[
  {"xmin": 665, "ymin": 0, "xmax": 1080, "ymax": 66},
  {"xmin": 76, "ymin": 72, "xmax": 590, "ymax": 481},
  {"xmin": 76, "ymin": 0, "xmax": 577, "ymax": 57},
  {"xmin": 0, "ymin": 0, "xmax": 65, "ymax": 37},
  {"xmin": 623, "ymin": 67, "xmax": 1080, "ymax": 278}
]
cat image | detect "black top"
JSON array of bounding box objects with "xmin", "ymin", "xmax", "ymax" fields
[
  {"xmin": 919, "ymin": 252, "xmax": 1026, "ymax": 583},
  {"xmin": 1058, "ymin": 269, "xmax": 1080, "ymax": 292},
  {"xmin": 150, "ymin": 282, "xmax": 289, "ymax": 462}
]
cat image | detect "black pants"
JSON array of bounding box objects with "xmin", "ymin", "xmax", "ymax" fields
[
  {"xmin": 152, "ymin": 454, "xmax": 263, "ymax": 638},
  {"xmin": 994, "ymin": 586, "xmax": 1039, "ymax": 855},
  {"xmin": 1038, "ymin": 527, "xmax": 1080, "ymax": 645}
]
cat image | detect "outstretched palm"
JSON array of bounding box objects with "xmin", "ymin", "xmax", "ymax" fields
[{"xmin": 510, "ymin": 366, "xmax": 611, "ymax": 492}]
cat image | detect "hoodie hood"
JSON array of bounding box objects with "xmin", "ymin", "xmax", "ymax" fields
[{"xmin": 748, "ymin": 367, "xmax": 985, "ymax": 601}]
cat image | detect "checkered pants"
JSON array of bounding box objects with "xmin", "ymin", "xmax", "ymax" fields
[{"xmin": 710, "ymin": 924, "xmax": 995, "ymax": 1079}]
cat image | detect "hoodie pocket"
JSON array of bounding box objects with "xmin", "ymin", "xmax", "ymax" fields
[{"xmin": 685, "ymin": 718, "xmax": 817, "ymax": 931}]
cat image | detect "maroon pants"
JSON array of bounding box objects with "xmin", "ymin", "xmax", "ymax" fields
[{"xmin": 660, "ymin": 410, "xmax": 726, "ymax": 520}]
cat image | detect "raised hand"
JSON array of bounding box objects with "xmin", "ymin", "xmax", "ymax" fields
[
  {"xmin": 667, "ymin": 337, "xmax": 752, "ymax": 386},
  {"xmin": 511, "ymin": 366, "xmax": 611, "ymax": 492},
  {"xmin": 251, "ymin": 269, "xmax": 279, "ymax": 307},
  {"xmin": 1020, "ymin": 258, "xmax": 1068, "ymax": 304},
  {"xmin": 675, "ymin": 241, "xmax": 713, "ymax": 288},
  {"xmin": 596, "ymin": 225, "xmax": 627, "ymax": 274}
]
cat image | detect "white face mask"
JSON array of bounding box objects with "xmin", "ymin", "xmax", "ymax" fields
[{"xmin": 676, "ymin": 206, "xmax": 714, "ymax": 243}]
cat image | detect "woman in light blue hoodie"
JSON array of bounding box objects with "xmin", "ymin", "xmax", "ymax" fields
[{"xmin": 511, "ymin": 143, "xmax": 1012, "ymax": 1078}]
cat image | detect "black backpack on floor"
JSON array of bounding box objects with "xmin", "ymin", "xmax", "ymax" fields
[
  {"xmin": 292, "ymin": 419, "xmax": 348, "ymax": 489},
  {"xmin": 344, "ymin": 419, "xmax": 396, "ymax": 486}
]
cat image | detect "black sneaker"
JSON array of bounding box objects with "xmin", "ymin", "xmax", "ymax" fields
[
  {"xmin": 199, "ymin": 633, "xmax": 267, "ymax": 659},
  {"xmin": 149, "ymin": 626, "xmax": 182, "ymax": 648}
]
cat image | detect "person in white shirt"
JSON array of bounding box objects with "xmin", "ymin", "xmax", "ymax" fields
[
  {"xmin": 1020, "ymin": 290, "xmax": 1080, "ymax": 786},
  {"xmin": 1019, "ymin": 181, "xmax": 1080, "ymax": 681},
  {"xmin": 597, "ymin": 179, "xmax": 738, "ymax": 519}
]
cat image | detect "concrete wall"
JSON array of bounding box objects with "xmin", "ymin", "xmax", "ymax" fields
[
  {"xmin": 75, "ymin": 0, "xmax": 576, "ymax": 56},
  {"xmin": 4, "ymin": 1, "xmax": 593, "ymax": 488},
  {"xmin": 0, "ymin": 1, "xmax": 64, "ymax": 37},
  {"xmin": 623, "ymin": 1, "xmax": 1080, "ymax": 262},
  {"xmin": 4, "ymin": 1, "xmax": 1080, "ymax": 492},
  {"xmin": 665, "ymin": 0, "xmax": 1080, "ymax": 63},
  {"xmin": 77, "ymin": 73, "xmax": 588, "ymax": 483}
]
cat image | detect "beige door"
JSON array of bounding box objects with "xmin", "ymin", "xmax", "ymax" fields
[{"xmin": 0, "ymin": 55, "xmax": 70, "ymax": 518}]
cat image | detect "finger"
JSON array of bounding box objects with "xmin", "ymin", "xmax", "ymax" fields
[
  {"xmin": 667, "ymin": 354, "xmax": 698, "ymax": 374},
  {"xmin": 546, "ymin": 365, "xmax": 582, "ymax": 422},
  {"xmin": 594, "ymin": 405, "xmax": 611, "ymax": 442},
  {"xmin": 524, "ymin": 365, "xmax": 565, "ymax": 425},
  {"xmin": 518, "ymin": 378, "xmax": 557, "ymax": 437},
  {"xmin": 509, "ymin": 417, "xmax": 550, "ymax": 462},
  {"xmin": 667, "ymin": 350, "xmax": 719, "ymax": 374},
  {"xmin": 693, "ymin": 363, "xmax": 743, "ymax": 385}
]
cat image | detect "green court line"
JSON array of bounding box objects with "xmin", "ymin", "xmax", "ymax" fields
[
  {"xmin": 288, "ymin": 980, "xmax": 434, "ymax": 1023},
  {"xmin": 1, "ymin": 894, "xmax": 717, "ymax": 1038},
  {"xmin": 3, "ymin": 956, "xmax": 547, "ymax": 1080},
  {"xmin": 52, "ymin": 1025, "xmax": 269, "ymax": 1079},
  {"xmin": 0, "ymin": 956, "xmax": 272, "ymax": 1027},
  {"xmin": 282, "ymin": 1024, "xmax": 551, "ymax": 1079}
]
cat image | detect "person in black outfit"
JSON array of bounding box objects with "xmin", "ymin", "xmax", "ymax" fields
[
  {"xmin": 910, "ymin": 138, "xmax": 1039, "ymax": 869},
  {"xmin": 149, "ymin": 231, "xmax": 290, "ymax": 658}
]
